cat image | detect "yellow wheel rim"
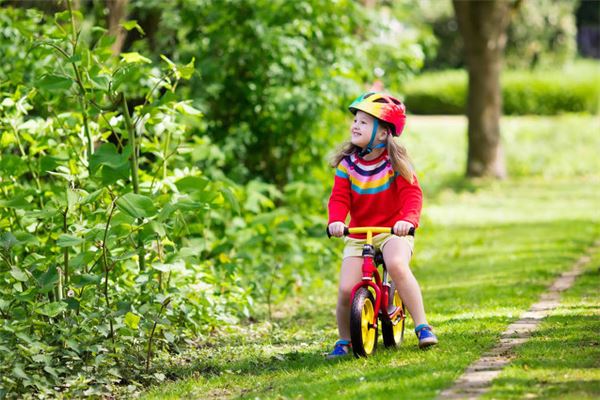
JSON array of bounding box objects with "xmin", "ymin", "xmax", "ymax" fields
[
  {"xmin": 392, "ymin": 292, "xmax": 403, "ymax": 343},
  {"xmin": 361, "ymin": 297, "xmax": 376, "ymax": 354}
]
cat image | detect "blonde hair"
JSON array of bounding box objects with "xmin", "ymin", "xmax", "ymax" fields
[{"xmin": 329, "ymin": 134, "xmax": 415, "ymax": 184}]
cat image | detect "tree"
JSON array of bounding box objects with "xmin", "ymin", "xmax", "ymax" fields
[
  {"xmin": 452, "ymin": 0, "xmax": 521, "ymax": 178},
  {"xmin": 107, "ymin": 0, "xmax": 129, "ymax": 55}
]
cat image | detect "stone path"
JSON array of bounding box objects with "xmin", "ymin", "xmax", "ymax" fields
[{"xmin": 438, "ymin": 241, "xmax": 600, "ymax": 400}]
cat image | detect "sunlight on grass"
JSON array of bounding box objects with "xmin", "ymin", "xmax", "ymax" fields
[
  {"xmin": 484, "ymin": 250, "xmax": 600, "ymax": 399},
  {"xmin": 142, "ymin": 115, "xmax": 600, "ymax": 400}
]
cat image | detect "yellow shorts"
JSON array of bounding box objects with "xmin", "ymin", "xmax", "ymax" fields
[{"xmin": 342, "ymin": 233, "xmax": 415, "ymax": 259}]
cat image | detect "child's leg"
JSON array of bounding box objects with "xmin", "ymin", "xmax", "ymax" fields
[
  {"xmin": 381, "ymin": 237, "xmax": 428, "ymax": 327},
  {"xmin": 336, "ymin": 256, "xmax": 363, "ymax": 340}
]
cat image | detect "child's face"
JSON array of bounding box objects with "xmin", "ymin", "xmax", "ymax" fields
[{"xmin": 350, "ymin": 110, "xmax": 386, "ymax": 148}]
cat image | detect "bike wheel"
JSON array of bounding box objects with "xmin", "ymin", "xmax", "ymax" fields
[
  {"xmin": 382, "ymin": 282, "xmax": 405, "ymax": 348},
  {"xmin": 350, "ymin": 287, "xmax": 378, "ymax": 357}
]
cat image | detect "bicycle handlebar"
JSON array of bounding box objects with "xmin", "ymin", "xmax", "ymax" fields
[{"xmin": 326, "ymin": 226, "xmax": 415, "ymax": 238}]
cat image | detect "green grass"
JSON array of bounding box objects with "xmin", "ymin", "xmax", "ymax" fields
[
  {"xmin": 141, "ymin": 115, "xmax": 600, "ymax": 399},
  {"xmin": 484, "ymin": 251, "xmax": 600, "ymax": 399},
  {"xmin": 403, "ymin": 114, "xmax": 600, "ymax": 198}
]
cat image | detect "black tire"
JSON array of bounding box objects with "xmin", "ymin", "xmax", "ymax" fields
[
  {"xmin": 381, "ymin": 281, "xmax": 406, "ymax": 348},
  {"xmin": 350, "ymin": 287, "xmax": 378, "ymax": 358}
]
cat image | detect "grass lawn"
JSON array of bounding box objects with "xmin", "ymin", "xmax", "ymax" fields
[
  {"xmin": 141, "ymin": 115, "xmax": 600, "ymax": 399},
  {"xmin": 483, "ymin": 251, "xmax": 600, "ymax": 400}
]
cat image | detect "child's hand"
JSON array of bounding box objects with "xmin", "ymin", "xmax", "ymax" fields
[
  {"xmin": 328, "ymin": 221, "xmax": 346, "ymax": 237},
  {"xmin": 393, "ymin": 220, "xmax": 414, "ymax": 236}
]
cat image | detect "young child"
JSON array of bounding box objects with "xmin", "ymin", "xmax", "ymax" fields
[{"xmin": 326, "ymin": 92, "xmax": 438, "ymax": 358}]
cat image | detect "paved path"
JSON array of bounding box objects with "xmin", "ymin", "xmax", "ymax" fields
[{"xmin": 438, "ymin": 241, "xmax": 600, "ymax": 400}]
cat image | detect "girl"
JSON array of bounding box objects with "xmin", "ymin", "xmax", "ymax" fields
[{"xmin": 326, "ymin": 92, "xmax": 438, "ymax": 358}]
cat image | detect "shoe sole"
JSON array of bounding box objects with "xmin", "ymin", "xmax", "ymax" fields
[{"xmin": 418, "ymin": 338, "xmax": 438, "ymax": 349}]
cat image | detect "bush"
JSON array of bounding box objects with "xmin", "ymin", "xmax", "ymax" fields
[
  {"xmin": 402, "ymin": 61, "xmax": 600, "ymax": 115},
  {"xmin": 401, "ymin": 70, "xmax": 466, "ymax": 115}
]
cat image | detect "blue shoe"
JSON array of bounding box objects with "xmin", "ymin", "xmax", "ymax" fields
[
  {"xmin": 415, "ymin": 324, "xmax": 438, "ymax": 349},
  {"xmin": 326, "ymin": 339, "xmax": 351, "ymax": 359}
]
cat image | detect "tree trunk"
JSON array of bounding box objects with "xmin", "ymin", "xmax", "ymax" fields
[
  {"xmin": 107, "ymin": 0, "xmax": 129, "ymax": 55},
  {"xmin": 453, "ymin": 0, "xmax": 518, "ymax": 178}
]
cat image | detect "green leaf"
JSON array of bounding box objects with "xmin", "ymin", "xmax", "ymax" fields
[
  {"xmin": 121, "ymin": 20, "xmax": 145, "ymax": 35},
  {"xmin": 90, "ymin": 143, "xmax": 129, "ymax": 172},
  {"xmin": 13, "ymin": 232, "xmax": 38, "ymax": 247},
  {"xmin": 40, "ymin": 155, "xmax": 66, "ymax": 175},
  {"xmin": 37, "ymin": 74, "xmax": 73, "ymax": 91},
  {"xmin": 0, "ymin": 232, "xmax": 18, "ymax": 251},
  {"xmin": 112, "ymin": 64, "xmax": 135, "ymax": 91},
  {"xmin": 71, "ymin": 273, "xmax": 102, "ymax": 288},
  {"xmin": 220, "ymin": 186, "xmax": 240, "ymax": 215},
  {"xmin": 175, "ymin": 176, "xmax": 210, "ymax": 193},
  {"xmin": 164, "ymin": 331, "xmax": 175, "ymax": 343},
  {"xmin": 81, "ymin": 188, "xmax": 104, "ymax": 205},
  {"xmin": 67, "ymin": 188, "xmax": 88, "ymax": 209},
  {"xmin": 89, "ymin": 143, "xmax": 130, "ymax": 185},
  {"xmin": 44, "ymin": 366, "xmax": 59, "ymax": 378},
  {"xmin": 174, "ymin": 101, "xmax": 202, "ymax": 116},
  {"xmin": 0, "ymin": 193, "xmax": 31, "ymax": 209},
  {"xmin": 124, "ymin": 312, "xmax": 141, "ymax": 329},
  {"xmin": 10, "ymin": 267, "xmax": 29, "ymax": 282},
  {"xmin": 121, "ymin": 52, "xmax": 152, "ymax": 64},
  {"xmin": 0, "ymin": 154, "xmax": 27, "ymax": 176},
  {"xmin": 179, "ymin": 57, "xmax": 196, "ymax": 80},
  {"xmin": 37, "ymin": 264, "xmax": 58, "ymax": 290},
  {"xmin": 12, "ymin": 365, "xmax": 29, "ymax": 380},
  {"xmin": 161, "ymin": 55, "xmax": 196, "ymax": 80},
  {"xmin": 57, "ymin": 234, "xmax": 84, "ymax": 247},
  {"xmin": 36, "ymin": 301, "xmax": 67, "ymax": 318},
  {"xmin": 116, "ymin": 193, "xmax": 157, "ymax": 219}
]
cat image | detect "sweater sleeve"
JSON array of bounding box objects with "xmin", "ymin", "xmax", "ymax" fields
[
  {"xmin": 396, "ymin": 173, "xmax": 423, "ymax": 228},
  {"xmin": 327, "ymin": 163, "xmax": 351, "ymax": 225}
]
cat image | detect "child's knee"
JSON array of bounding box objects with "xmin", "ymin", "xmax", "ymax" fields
[
  {"xmin": 338, "ymin": 284, "xmax": 354, "ymax": 301},
  {"xmin": 387, "ymin": 260, "xmax": 412, "ymax": 280}
]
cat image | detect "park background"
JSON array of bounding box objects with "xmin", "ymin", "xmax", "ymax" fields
[{"xmin": 0, "ymin": 0, "xmax": 599, "ymax": 398}]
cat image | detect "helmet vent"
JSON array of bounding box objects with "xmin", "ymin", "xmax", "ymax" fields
[
  {"xmin": 364, "ymin": 92, "xmax": 376, "ymax": 99},
  {"xmin": 373, "ymin": 98, "xmax": 389, "ymax": 103},
  {"xmin": 390, "ymin": 98, "xmax": 402, "ymax": 105}
]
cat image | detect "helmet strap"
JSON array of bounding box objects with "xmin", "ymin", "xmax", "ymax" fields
[{"xmin": 358, "ymin": 119, "xmax": 385, "ymax": 157}]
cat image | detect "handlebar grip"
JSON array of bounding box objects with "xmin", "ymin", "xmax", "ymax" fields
[
  {"xmin": 327, "ymin": 226, "xmax": 416, "ymax": 237},
  {"xmin": 326, "ymin": 226, "xmax": 349, "ymax": 238},
  {"xmin": 390, "ymin": 227, "xmax": 415, "ymax": 236}
]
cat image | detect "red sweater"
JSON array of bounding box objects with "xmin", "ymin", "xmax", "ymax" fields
[{"xmin": 327, "ymin": 150, "xmax": 422, "ymax": 238}]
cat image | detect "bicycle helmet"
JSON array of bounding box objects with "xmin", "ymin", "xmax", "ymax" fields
[
  {"xmin": 348, "ymin": 92, "xmax": 407, "ymax": 157},
  {"xmin": 349, "ymin": 92, "xmax": 406, "ymax": 136}
]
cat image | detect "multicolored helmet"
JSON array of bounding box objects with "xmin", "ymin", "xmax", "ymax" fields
[{"xmin": 348, "ymin": 92, "xmax": 406, "ymax": 136}]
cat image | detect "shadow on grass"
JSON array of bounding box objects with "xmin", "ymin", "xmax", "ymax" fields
[
  {"xmin": 149, "ymin": 314, "xmax": 511, "ymax": 399},
  {"xmin": 145, "ymin": 220, "xmax": 600, "ymax": 399},
  {"xmin": 234, "ymin": 315, "xmax": 511, "ymax": 399}
]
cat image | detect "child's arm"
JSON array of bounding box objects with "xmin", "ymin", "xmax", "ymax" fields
[
  {"xmin": 395, "ymin": 173, "xmax": 423, "ymax": 229},
  {"xmin": 328, "ymin": 164, "xmax": 351, "ymax": 226}
]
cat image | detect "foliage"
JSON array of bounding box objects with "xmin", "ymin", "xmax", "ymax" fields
[
  {"xmin": 417, "ymin": 0, "xmax": 578, "ymax": 70},
  {"xmin": 140, "ymin": 120, "xmax": 600, "ymax": 398},
  {"xmin": 0, "ymin": 2, "xmax": 367, "ymax": 396},
  {"xmin": 0, "ymin": 5, "xmax": 238, "ymax": 396},
  {"xmin": 124, "ymin": 0, "xmax": 426, "ymax": 186},
  {"xmin": 402, "ymin": 61, "xmax": 600, "ymax": 115}
]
